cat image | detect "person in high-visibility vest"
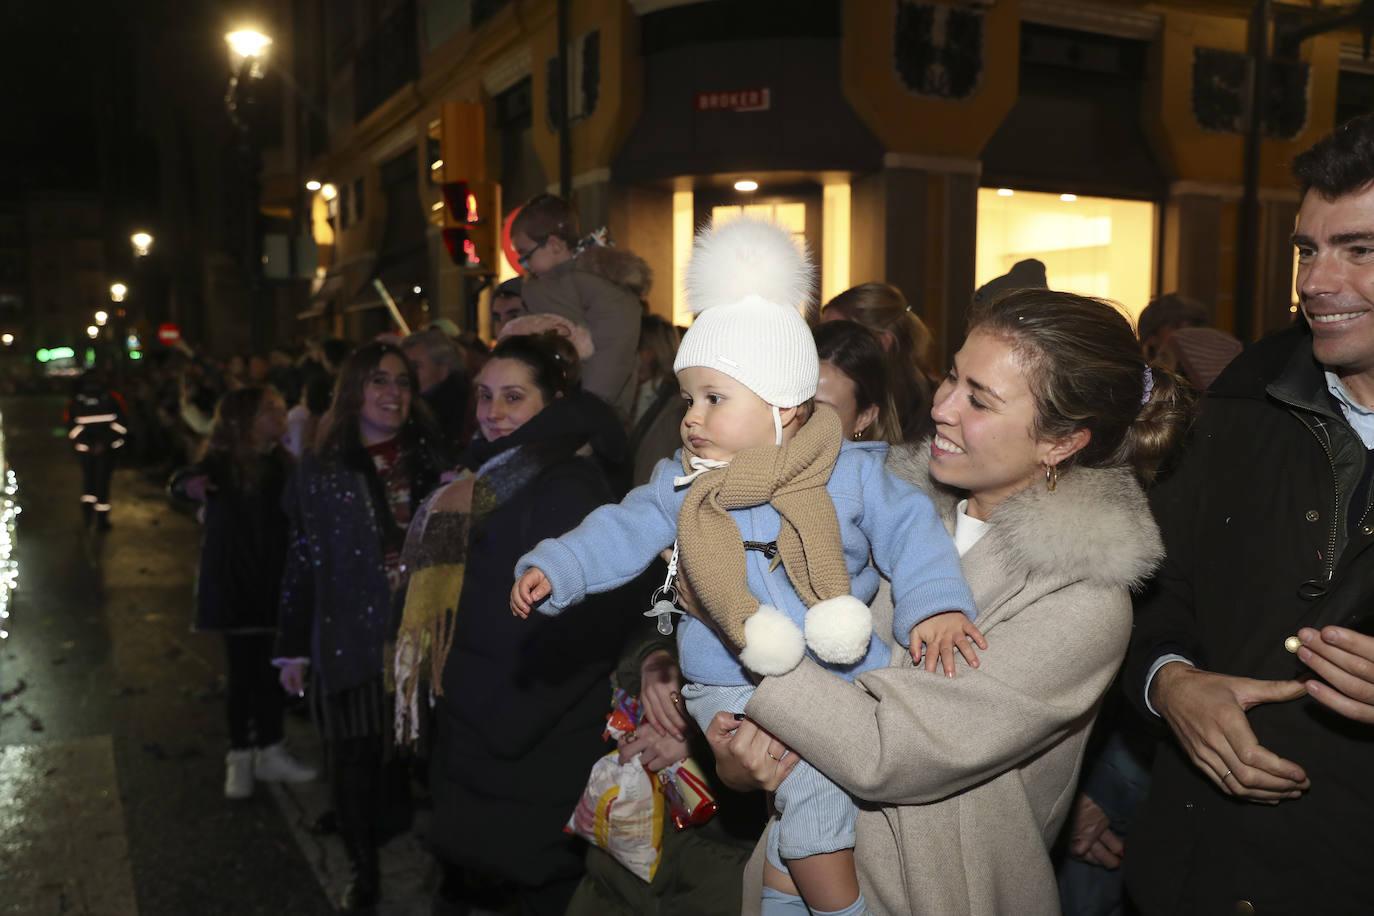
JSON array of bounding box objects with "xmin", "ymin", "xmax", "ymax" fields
[{"xmin": 63, "ymin": 371, "xmax": 128, "ymax": 530}]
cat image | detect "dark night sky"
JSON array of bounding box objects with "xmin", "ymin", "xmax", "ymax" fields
[{"xmin": 0, "ymin": 2, "xmax": 119, "ymax": 195}]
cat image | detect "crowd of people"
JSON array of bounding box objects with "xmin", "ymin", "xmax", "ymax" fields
[{"xmin": 60, "ymin": 114, "xmax": 1374, "ymax": 916}]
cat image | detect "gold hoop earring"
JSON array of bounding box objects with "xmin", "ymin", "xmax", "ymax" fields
[{"xmin": 1045, "ymin": 464, "xmax": 1058, "ymax": 492}]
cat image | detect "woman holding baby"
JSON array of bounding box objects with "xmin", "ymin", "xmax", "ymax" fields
[{"xmin": 712, "ymin": 287, "xmax": 1193, "ymax": 915}]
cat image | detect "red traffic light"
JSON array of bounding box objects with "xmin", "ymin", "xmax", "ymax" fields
[
  {"xmin": 442, "ymin": 182, "xmax": 478, "ymax": 223},
  {"xmin": 442, "ymin": 228, "xmax": 483, "ymax": 268}
]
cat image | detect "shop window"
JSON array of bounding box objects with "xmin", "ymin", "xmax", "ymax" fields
[
  {"xmin": 711, "ymin": 202, "xmax": 807, "ymax": 251},
  {"xmin": 976, "ymin": 188, "xmax": 1156, "ymax": 320}
]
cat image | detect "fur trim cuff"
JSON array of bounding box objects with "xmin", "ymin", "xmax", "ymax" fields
[
  {"xmin": 739, "ymin": 604, "xmax": 807, "ymax": 676},
  {"xmin": 804, "ymin": 595, "xmax": 873, "ymax": 664}
]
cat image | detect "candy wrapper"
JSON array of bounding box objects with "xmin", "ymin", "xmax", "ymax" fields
[
  {"xmin": 595, "ymin": 685, "xmax": 717, "ymax": 833},
  {"xmin": 565, "ymin": 750, "xmax": 664, "ymax": 882},
  {"xmin": 603, "ymin": 686, "xmax": 641, "ymax": 742},
  {"xmin": 659, "ymin": 756, "xmax": 719, "ymax": 830}
]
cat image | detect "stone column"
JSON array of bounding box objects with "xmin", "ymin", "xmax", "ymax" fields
[{"xmin": 850, "ymin": 153, "xmax": 981, "ymax": 368}]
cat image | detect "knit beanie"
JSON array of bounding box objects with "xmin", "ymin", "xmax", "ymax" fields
[{"xmin": 673, "ymin": 217, "xmax": 818, "ymax": 407}]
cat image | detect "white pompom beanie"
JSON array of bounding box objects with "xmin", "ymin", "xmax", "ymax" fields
[{"xmin": 672, "ymin": 217, "xmax": 818, "ymax": 409}]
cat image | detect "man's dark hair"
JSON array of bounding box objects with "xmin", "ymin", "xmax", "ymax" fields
[{"xmin": 1292, "ymin": 113, "xmax": 1374, "ymax": 199}]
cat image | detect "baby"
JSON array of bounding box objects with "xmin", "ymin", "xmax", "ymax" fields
[{"xmin": 512, "ymin": 218, "xmax": 980, "ymax": 916}]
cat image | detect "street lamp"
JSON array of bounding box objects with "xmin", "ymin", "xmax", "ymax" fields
[
  {"xmin": 225, "ymin": 30, "xmax": 272, "ymax": 78},
  {"xmin": 224, "ymin": 28, "xmax": 273, "ymax": 350},
  {"xmin": 110, "ymin": 282, "xmax": 128, "ymax": 302},
  {"xmin": 2, "ymin": 335, "xmax": 13, "ymax": 347},
  {"xmin": 95, "ymin": 311, "xmax": 108, "ymax": 327},
  {"xmin": 86, "ymin": 326, "xmax": 99, "ymax": 339},
  {"xmin": 131, "ymin": 232, "xmax": 153, "ymax": 258}
]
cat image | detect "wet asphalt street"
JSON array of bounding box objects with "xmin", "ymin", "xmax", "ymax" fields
[{"xmin": 0, "ymin": 396, "xmax": 341, "ymax": 915}]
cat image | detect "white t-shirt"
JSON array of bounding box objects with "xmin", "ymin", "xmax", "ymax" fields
[{"xmin": 952, "ymin": 499, "xmax": 990, "ymax": 557}]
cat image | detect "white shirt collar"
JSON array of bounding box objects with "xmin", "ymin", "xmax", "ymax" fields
[
  {"xmin": 952, "ymin": 499, "xmax": 990, "ymax": 557},
  {"xmin": 1324, "ymin": 371, "xmax": 1374, "ymax": 449}
]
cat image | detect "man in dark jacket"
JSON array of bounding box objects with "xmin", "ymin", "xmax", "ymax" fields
[
  {"xmin": 1126, "ymin": 114, "xmax": 1374, "ymax": 913},
  {"xmin": 402, "ymin": 328, "xmax": 469, "ymax": 449}
]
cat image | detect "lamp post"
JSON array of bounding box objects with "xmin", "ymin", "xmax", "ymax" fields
[{"xmin": 224, "ymin": 29, "xmax": 272, "ymax": 350}]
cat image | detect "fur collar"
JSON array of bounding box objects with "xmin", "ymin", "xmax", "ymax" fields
[
  {"xmin": 886, "ymin": 439, "xmax": 1163, "ymax": 591},
  {"xmin": 575, "ymin": 246, "xmax": 652, "ymax": 297}
]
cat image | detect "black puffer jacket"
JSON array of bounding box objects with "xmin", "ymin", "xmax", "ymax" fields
[
  {"xmin": 178, "ymin": 449, "xmax": 293, "ymax": 633},
  {"xmin": 428, "ymin": 392, "xmax": 644, "ymax": 888},
  {"xmin": 1127, "ymin": 324, "xmax": 1374, "ymax": 914}
]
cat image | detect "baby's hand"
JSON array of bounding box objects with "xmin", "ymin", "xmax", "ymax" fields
[
  {"xmin": 511, "ymin": 568, "xmax": 552, "ymax": 618},
  {"xmin": 910, "ymin": 611, "xmax": 987, "ymax": 677}
]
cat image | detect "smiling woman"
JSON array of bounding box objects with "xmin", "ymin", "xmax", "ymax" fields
[
  {"xmin": 404, "ymin": 330, "xmax": 641, "ymax": 914},
  {"xmin": 472, "ymin": 333, "xmax": 581, "ymax": 443},
  {"xmin": 720, "ymin": 289, "xmax": 1196, "ymax": 916},
  {"xmin": 274, "ymin": 341, "xmax": 448, "ymax": 911}
]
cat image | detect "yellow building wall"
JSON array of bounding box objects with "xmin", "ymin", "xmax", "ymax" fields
[
  {"xmin": 1146, "ymin": 9, "xmax": 1342, "ymax": 187},
  {"xmin": 530, "ymin": 0, "xmax": 642, "ymax": 182},
  {"xmin": 841, "ymin": 0, "xmax": 1021, "ymax": 157}
]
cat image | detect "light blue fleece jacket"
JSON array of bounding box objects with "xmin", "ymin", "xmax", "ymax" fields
[{"xmin": 515, "ymin": 440, "xmax": 976, "ymax": 688}]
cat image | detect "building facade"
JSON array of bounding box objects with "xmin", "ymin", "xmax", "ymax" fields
[
  {"xmin": 26, "ymin": 194, "xmax": 108, "ymax": 352},
  {"xmin": 277, "ymin": 0, "xmax": 1371, "ymax": 361}
]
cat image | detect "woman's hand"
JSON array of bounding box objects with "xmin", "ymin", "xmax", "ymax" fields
[
  {"xmin": 638, "ymin": 650, "xmax": 688, "ymax": 740},
  {"xmin": 704, "ymin": 711, "xmax": 799, "ymax": 792},
  {"xmin": 1064, "ymin": 794, "xmax": 1124, "ymax": 868},
  {"xmin": 910, "ymin": 610, "xmax": 987, "ymax": 676},
  {"xmin": 278, "ymin": 660, "xmax": 308, "ymax": 696},
  {"xmin": 618, "ymin": 729, "xmax": 689, "ymax": 773}
]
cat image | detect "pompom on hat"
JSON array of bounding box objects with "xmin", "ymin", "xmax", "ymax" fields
[{"xmin": 673, "ymin": 217, "xmax": 819, "ymax": 408}]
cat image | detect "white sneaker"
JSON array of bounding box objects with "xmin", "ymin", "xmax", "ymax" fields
[
  {"xmin": 225, "ymin": 749, "xmax": 255, "ymax": 799},
  {"xmin": 253, "ymin": 741, "xmax": 318, "ymax": 783}
]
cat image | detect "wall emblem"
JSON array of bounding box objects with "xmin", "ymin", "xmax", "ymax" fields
[
  {"xmin": 546, "ymin": 30, "xmax": 601, "ymax": 131},
  {"xmin": 1191, "ymin": 47, "xmax": 1308, "ymax": 139},
  {"xmin": 894, "ymin": 1, "xmax": 985, "ymax": 101}
]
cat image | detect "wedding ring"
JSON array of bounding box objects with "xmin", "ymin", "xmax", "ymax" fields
[
  {"xmin": 670, "ymin": 691, "xmax": 680, "ymax": 705},
  {"xmin": 1222, "ymin": 769, "xmax": 1233, "ymax": 780},
  {"xmin": 766, "ymin": 751, "xmax": 780, "ymax": 760}
]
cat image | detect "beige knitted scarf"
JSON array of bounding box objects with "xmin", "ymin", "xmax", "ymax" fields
[{"xmin": 676, "ymin": 404, "xmax": 850, "ymax": 655}]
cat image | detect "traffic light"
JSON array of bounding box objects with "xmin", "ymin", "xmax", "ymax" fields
[
  {"xmin": 440, "ymin": 179, "xmax": 500, "ymax": 273},
  {"xmin": 437, "ymin": 101, "xmax": 500, "ymax": 274}
]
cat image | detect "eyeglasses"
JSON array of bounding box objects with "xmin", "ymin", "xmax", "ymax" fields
[{"xmin": 517, "ymin": 237, "xmax": 548, "ymax": 272}]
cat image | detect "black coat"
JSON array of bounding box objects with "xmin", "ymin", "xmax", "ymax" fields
[
  {"xmin": 428, "ymin": 393, "xmax": 643, "ymax": 888},
  {"xmin": 1126, "ymin": 325, "xmax": 1374, "ymax": 914},
  {"xmin": 276, "ymin": 437, "xmax": 444, "ymax": 694},
  {"xmin": 182, "ymin": 450, "xmax": 292, "ymax": 633},
  {"xmin": 421, "ymin": 370, "xmax": 470, "ymax": 450}
]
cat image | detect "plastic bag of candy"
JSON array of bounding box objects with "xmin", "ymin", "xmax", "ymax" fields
[{"xmin": 565, "ymin": 749, "xmax": 664, "ymax": 882}]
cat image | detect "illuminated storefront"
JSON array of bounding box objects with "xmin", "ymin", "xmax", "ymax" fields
[{"xmin": 976, "ymin": 188, "xmax": 1158, "ymax": 321}]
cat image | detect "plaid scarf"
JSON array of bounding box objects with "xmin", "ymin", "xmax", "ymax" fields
[
  {"xmin": 676, "ymin": 405, "xmax": 851, "ymax": 663},
  {"xmin": 392, "ymin": 430, "xmax": 586, "ymax": 744}
]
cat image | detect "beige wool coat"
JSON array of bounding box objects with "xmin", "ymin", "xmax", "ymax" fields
[{"xmin": 739, "ymin": 443, "xmax": 1163, "ymax": 916}]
